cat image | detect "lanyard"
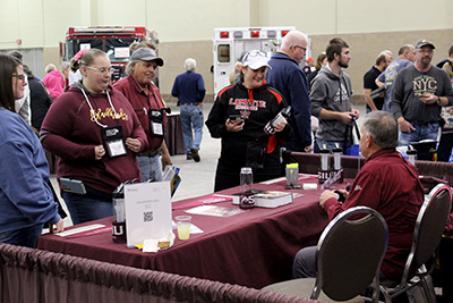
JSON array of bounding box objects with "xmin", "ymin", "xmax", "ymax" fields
[{"xmin": 81, "ymin": 87, "xmax": 118, "ymax": 128}]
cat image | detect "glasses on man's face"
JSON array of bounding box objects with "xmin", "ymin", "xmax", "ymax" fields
[
  {"xmin": 294, "ymin": 45, "xmax": 307, "ymax": 52},
  {"xmin": 87, "ymin": 66, "xmax": 113, "ymax": 74},
  {"xmin": 12, "ymin": 74, "xmax": 26, "ymax": 81}
]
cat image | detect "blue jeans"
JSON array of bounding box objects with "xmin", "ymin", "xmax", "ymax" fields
[
  {"xmin": 399, "ymin": 122, "xmax": 440, "ymax": 146},
  {"xmin": 293, "ymin": 246, "xmax": 317, "ymax": 278},
  {"xmin": 62, "ymin": 191, "xmax": 113, "ymax": 224},
  {"xmin": 0, "ymin": 225, "xmax": 43, "ymax": 248},
  {"xmin": 180, "ymin": 103, "xmax": 204, "ymax": 154},
  {"xmin": 137, "ymin": 154, "xmax": 163, "ymax": 182}
]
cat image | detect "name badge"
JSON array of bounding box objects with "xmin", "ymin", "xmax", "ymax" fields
[
  {"xmin": 149, "ymin": 109, "xmax": 164, "ymax": 136},
  {"xmin": 102, "ymin": 126, "xmax": 127, "ymax": 158}
]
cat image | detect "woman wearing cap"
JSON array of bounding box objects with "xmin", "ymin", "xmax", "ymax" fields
[
  {"xmin": 114, "ymin": 47, "xmax": 173, "ymax": 182},
  {"xmin": 40, "ymin": 49, "xmax": 148, "ymax": 224},
  {"xmin": 206, "ymin": 50, "xmax": 290, "ymax": 191},
  {"xmin": 0, "ymin": 54, "xmax": 64, "ymax": 247}
]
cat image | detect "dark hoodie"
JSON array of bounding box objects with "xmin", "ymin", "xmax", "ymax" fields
[
  {"xmin": 40, "ymin": 83, "xmax": 148, "ymax": 195},
  {"xmin": 310, "ymin": 66, "xmax": 353, "ymax": 142}
]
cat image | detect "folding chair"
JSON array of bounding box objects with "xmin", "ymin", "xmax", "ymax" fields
[
  {"xmin": 263, "ymin": 206, "xmax": 388, "ymax": 303},
  {"xmin": 379, "ymin": 184, "xmax": 452, "ymax": 303}
]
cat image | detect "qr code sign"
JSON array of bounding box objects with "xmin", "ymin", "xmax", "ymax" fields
[{"xmin": 143, "ymin": 211, "xmax": 153, "ymax": 222}]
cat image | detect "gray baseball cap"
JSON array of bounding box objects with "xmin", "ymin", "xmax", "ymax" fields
[
  {"xmin": 415, "ymin": 40, "xmax": 435, "ymax": 50},
  {"xmin": 130, "ymin": 48, "xmax": 164, "ymax": 66}
]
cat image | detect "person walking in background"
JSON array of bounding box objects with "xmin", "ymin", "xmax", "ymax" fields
[
  {"xmin": 42, "ymin": 63, "xmax": 65, "ymax": 100},
  {"xmin": 206, "ymin": 50, "xmax": 289, "ymax": 191},
  {"xmin": 363, "ymin": 50, "xmax": 393, "ymax": 111},
  {"xmin": 391, "ymin": 40, "xmax": 453, "ymax": 146},
  {"xmin": 267, "ymin": 30, "xmax": 312, "ymax": 152},
  {"xmin": 376, "ymin": 44, "xmax": 416, "ymax": 112},
  {"xmin": 311, "ymin": 38, "xmax": 359, "ymax": 153},
  {"xmin": 41, "ymin": 49, "xmax": 147, "ymax": 224},
  {"xmin": 171, "ymin": 58, "xmax": 206, "ymax": 162},
  {"xmin": 23, "ymin": 65, "xmax": 52, "ymax": 132},
  {"xmin": 0, "ymin": 54, "xmax": 64, "ymax": 247},
  {"xmin": 307, "ymin": 52, "xmax": 327, "ymax": 86},
  {"xmin": 114, "ymin": 47, "xmax": 172, "ymax": 181}
]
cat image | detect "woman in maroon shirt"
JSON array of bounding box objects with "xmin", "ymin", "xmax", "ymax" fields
[{"xmin": 40, "ymin": 49, "xmax": 148, "ymax": 224}]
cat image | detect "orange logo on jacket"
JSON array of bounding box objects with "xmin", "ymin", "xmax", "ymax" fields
[{"xmin": 90, "ymin": 107, "xmax": 128, "ymax": 122}]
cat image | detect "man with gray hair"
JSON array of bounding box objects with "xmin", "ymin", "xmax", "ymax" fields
[
  {"xmin": 293, "ymin": 111, "xmax": 424, "ymax": 282},
  {"xmin": 267, "ymin": 30, "xmax": 312, "ymax": 151},
  {"xmin": 171, "ymin": 58, "xmax": 206, "ymax": 162}
]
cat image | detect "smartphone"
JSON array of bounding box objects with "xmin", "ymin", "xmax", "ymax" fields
[
  {"xmin": 228, "ymin": 114, "xmax": 244, "ymax": 123},
  {"xmin": 59, "ymin": 178, "xmax": 87, "ymax": 195}
]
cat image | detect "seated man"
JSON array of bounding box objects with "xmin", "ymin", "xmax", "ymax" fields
[{"xmin": 293, "ymin": 111, "xmax": 424, "ymax": 282}]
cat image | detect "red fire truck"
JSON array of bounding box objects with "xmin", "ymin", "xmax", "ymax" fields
[{"xmin": 60, "ymin": 26, "xmax": 158, "ymax": 80}]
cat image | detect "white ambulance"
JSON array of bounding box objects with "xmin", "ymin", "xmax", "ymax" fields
[{"xmin": 212, "ymin": 26, "xmax": 296, "ymax": 95}]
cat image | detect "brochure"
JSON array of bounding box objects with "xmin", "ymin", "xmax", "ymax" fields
[{"xmin": 124, "ymin": 182, "xmax": 172, "ymax": 247}]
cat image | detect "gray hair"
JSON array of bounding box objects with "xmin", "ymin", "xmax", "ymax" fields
[
  {"xmin": 126, "ymin": 59, "xmax": 140, "ymax": 75},
  {"xmin": 361, "ymin": 111, "xmax": 399, "ymax": 148},
  {"xmin": 184, "ymin": 58, "xmax": 196, "ymax": 71}
]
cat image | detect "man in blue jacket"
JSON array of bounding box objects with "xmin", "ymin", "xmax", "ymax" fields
[
  {"xmin": 267, "ymin": 30, "xmax": 312, "ymax": 151},
  {"xmin": 172, "ymin": 58, "xmax": 206, "ymax": 162}
]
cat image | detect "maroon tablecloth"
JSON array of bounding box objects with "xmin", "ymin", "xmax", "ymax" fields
[{"xmin": 38, "ymin": 175, "xmax": 334, "ymax": 288}]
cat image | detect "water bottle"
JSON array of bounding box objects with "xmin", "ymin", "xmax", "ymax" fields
[
  {"xmin": 407, "ymin": 149, "xmax": 417, "ymax": 166},
  {"xmin": 318, "ymin": 148, "xmax": 330, "ymax": 185},
  {"xmin": 112, "ymin": 184, "xmax": 126, "ymax": 243},
  {"xmin": 239, "ymin": 167, "xmax": 255, "ymax": 209},
  {"xmin": 332, "ymin": 147, "xmax": 343, "ymax": 183},
  {"xmin": 264, "ymin": 106, "xmax": 291, "ymax": 134},
  {"xmin": 240, "ymin": 167, "xmax": 254, "ymax": 194}
]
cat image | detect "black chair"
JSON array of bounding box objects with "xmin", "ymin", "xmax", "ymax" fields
[
  {"xmin": 263, "ymin": 206, "xmax": 388, "ymax": 303},
  {"xmin": 379, "ymin": 184, "xmax": 452, "ymax": 303}
]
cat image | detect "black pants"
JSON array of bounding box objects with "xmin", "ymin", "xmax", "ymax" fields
[{"xmin": 437, "ymin": 132, "xmax": 453, "ymax": 162}]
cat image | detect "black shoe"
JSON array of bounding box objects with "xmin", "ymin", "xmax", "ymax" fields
[
  {"xmin": 191, "ymin": 149, "xmax": 200, "ymax": 162},
  {"xmin": 186, "ymin": 153, "xmax": 193, "ymax": 160}
]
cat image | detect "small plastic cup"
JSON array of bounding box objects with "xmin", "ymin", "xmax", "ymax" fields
[
  {"xmin": 285, "ymin": 163, "xmax": 300, "ymax": 188},
  {"xmin": 175, "ymin": 215, "xmax": 191, "ymax": 240}
]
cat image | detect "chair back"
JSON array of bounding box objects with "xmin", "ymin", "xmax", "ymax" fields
[
  {"xmin": 400, "ymin": 183, "xmax": 452, "ymax": 285},
  {"xmin": 312, "ymin": 206, "xmax": 388, "ymax": 301}
]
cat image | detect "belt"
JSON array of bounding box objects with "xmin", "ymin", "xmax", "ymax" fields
[{"xmin": 139, "ymin": 149, "xmax": 161, "ymax": 157}]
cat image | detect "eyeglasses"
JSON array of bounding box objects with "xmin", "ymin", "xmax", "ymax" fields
[
  {"xmin": 12, "ymin": 74, "xmax": 26, "ymax": 81},
  {"xmin": 294, "ymin": 45, "xmax": 307, "ymax": 52},
  {"xmin": 87, "ymin": 66, "xmax": 113, "ymax": 74}
]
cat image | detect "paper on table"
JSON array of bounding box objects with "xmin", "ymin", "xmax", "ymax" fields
[
  {"xmin": 260, "ymin": 174, "xmax": 317, "ymax": 185},
  {"xmin": 185, "ymin": 205, "xmax": 244, "ymax": 217},
  {"xmin": 55, "ymin": 224, "xmax": 106, "ymax": 237},
  {"xmin": 142, "ymin": 231, "xmax": 176, "ymax": 253}
]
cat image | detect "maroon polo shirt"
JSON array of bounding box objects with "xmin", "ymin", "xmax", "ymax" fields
[
  {"xmin": 114, "ymin": 76, "xmax": 167, "ymax": 152},
  {"xmin": 323, "ymin": 148, "xmax": 424, "ymax": 281}
]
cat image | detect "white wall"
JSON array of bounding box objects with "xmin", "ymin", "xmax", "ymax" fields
[
  {"xmin": 258, "ymin": 0, "xmax": 453, "ymax": 35},
  {"xmin": 1, "ymin": 0, "xmax": 451, "ymax": 48}
]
